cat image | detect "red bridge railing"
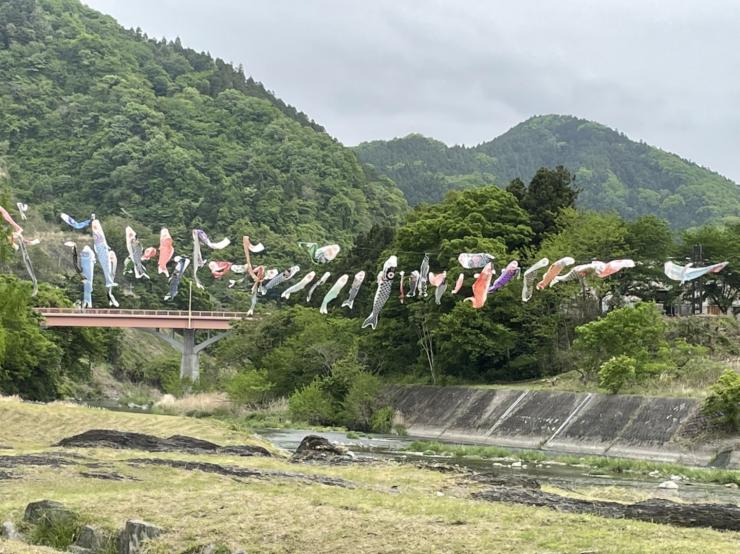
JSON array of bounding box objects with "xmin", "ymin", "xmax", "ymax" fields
[{"xmin": 37, "ymin": 308, "xmax": 251, "ymax": 319}]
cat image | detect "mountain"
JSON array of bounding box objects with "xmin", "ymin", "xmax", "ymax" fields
[
  {"xmin": 355, "ymin": 115, "xmax": 740, "ymax": 229},
  {"xmin": 0, "ymin": 0, "xmax": 406, "ymax": 254}
]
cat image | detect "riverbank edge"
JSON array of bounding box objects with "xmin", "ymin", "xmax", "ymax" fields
[{"xmin": 385, "ymin": 385, "xmax": 739, "ymax": 468}]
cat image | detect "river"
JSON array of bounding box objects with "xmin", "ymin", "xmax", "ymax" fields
[{"xmin": 260, "ymin": 428, "xmax": 740, "ymax": 505}]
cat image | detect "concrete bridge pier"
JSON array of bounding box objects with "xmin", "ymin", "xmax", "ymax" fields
[{"xmin": 142, "ymin": 328, "xmax": 231, "ymax": 382}]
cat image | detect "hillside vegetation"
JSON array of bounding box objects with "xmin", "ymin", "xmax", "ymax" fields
[
  {"xmin": 356, "ymin": 115, "xmax": 740, "ymax": 228},
  {"xmin": 0, "ymin": 0, "xmax": 406, "ymax": 249}
]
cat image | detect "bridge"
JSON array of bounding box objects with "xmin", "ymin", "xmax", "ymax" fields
[{"xmin": 37, "ymin": 308, "xmax": 256, "ymax": 382}]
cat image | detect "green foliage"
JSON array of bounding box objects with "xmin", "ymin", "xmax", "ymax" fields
[
  {"xmin": 0, "ymin": 0, "xmax": 406, "ymax": 249},
  {"xmin": 0, "ymin": 275, "xmax": 64, "ymax": 400},
  {"xmin": 370, "ymin": 406, "xmax": 394, "ymax": 434},
  {"xmin": 356, "ymin": 115, "xmax": 740, "ymax": 228},
  {"xmin": 514, "ymin": 166, "xmax": 579, "ymax": 244},
  {"xmin": 288, "ymin": 379, "xmax": 337, "ymax": 426},
  {"xmin": 680, "ymin": 222, "xmax": 740, "ymax": 313},
  {"xmin": 343, "ymin": 371, "xmax": 384, "ymax": 431},
  {"xmin": 573, "ymin": 303, "xmax": 667, "ymax": 381},
  {"xmin": 702, "ymin": 370, "xmax": 740, "ymax": 431},
  {"xmin": 598, "ymin": 355, "xmax": 637, "ymax": 394},
  {"xmin": 225, "ymin": 368, "xmax": 273, "ymax": 406}
]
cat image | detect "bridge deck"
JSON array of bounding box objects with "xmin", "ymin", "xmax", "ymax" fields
[{"xmin": 37, "ymin": 308, "xmax": 255, "ymax": 330}]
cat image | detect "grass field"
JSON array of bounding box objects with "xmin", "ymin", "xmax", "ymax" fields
[{"xmin": 1, "ymin": 398, "xmax": 738, "ymax": 553}]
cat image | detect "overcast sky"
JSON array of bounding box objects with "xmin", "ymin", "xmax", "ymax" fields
[{"xmin": 85, "ymin": 0, "xmax": 740, "ymax": 183}]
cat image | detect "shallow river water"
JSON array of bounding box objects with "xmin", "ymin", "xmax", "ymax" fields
[{"xmin": 260, "ymin": 428, "xmax": 740, "ymax": 505}]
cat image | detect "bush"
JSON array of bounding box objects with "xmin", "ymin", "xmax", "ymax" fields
[
  {"xmin": 342, "ymin": 371, "xmax": 383, "ymax": 430},
  {"xmin": 574, "ymin": 303, "xmax": 669, "ymax": 382},
  {"xmin": 225, "ymin": 369, "xmax": 273, "ymax": 406},
  {"xmin": 288, "ymin": 380, "xmax": 337, "ymax": 425},
  {"xmin": 370, "ymin": 406, "xmax": 394, "ymax": 433},
  {"xmin": 702, "ymin": 370, "xmax": 740, "ymax": 431},
  {"xmin": 598, "ymin": 355, "xmax": 637, "ymax": 394}
]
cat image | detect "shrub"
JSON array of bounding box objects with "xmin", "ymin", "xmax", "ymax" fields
[
  {"xmin": 225, "ymin": 369, "xmax": 273, "ymax": 406},
  {"xmin": 598, "ymin": 355, "xmax": 637, "ymax": 394},
  {"xmin": 702, "ymin": 370, "xmax": 740, "ymax": 431},
  {"xmin": 342, "ymin": 371, "xmax": 383, "ymax": 430},
  {"xmin": 370, "ymin": 406, "xmax": 394, "ymax": 433},
  {"xmin": 288, "ymin": 380, "xmax": 337, "ymax": 425},
  {"xmin": 574, "ymin": 303, "xmax": 668, "ymax": 382}
]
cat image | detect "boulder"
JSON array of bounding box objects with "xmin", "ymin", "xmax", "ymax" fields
[
  {"xmin": 75, "ymin": 524, "xmax": 108, "ymax": 550},
  {"xmin": 56, "ymin": 429, "xmax": 270, "ymax": 457},
  {"xmin": 290, "ymin": 435, "xmax": 353, "ymax": 463},
  {"xmin": 118, "ymin": 519, "xmax": 162, "ymax": 554},
  {"xmin": 23, "ymin": 500, "xmax": 76, "ymax": 525}
]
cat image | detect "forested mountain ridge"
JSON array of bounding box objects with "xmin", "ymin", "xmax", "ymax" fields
[
  {"xmin": 0, "ymin": 0, "xmax": 406, "ymax": 250},
  {"xmin": 356, "ymin": 115, "xmax": 740, "ymax": 229}
]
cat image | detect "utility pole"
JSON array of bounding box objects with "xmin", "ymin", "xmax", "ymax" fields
[{"xmin": 691, "ymin": 244, "xmax": 703, "ymax": 315}]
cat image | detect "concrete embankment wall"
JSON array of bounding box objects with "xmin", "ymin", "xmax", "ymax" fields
[{"xmin": 387, "ymin": 385, "xmax": 736, "ymax": 467}]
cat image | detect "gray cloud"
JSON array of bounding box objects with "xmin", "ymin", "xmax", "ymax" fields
[{"xmin": 85, "ymin": 0, "xmax": 740, "ymax": 182}]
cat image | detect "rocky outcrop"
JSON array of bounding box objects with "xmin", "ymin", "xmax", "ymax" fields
[
  {"xmin": 127, "ymin": 457, "xmax": 355, "ymax": 488},
  {"xmin": 23, "ymin": 499, "xmax": 76, "ymax": 526},
  {"xmin": 118, "ymin": 519, "xmax": 163, "ymax": 554},
  {"xmin": 290, "ymin": 435, "xmax": 354, "ymax": 464},
  {"xmin": 74, "ymin": 524, "xmax": 110, "ymax": 551},
  {"xmin": 473, "ymin": 486, "xmax": 740, "ymax": 531},
  {"xmin": 56, "ymin": 429, "xmax": 271, "ymax": 457}
]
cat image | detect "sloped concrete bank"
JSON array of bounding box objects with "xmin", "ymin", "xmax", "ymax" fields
[{"xmin": 386, "ymin": 386, "xmax": 739, "ymax": 468}]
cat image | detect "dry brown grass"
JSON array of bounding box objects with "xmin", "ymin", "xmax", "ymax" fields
[
  {"xmin": 154, "ymin": 391, "xmax": 232, "ymax": 416},
  {"xmin": 0, "ymin": 397, "xmax": 269, "ymax": 451}
]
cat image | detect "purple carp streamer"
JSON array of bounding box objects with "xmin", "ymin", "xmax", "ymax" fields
[
  {"xmin": 60, "ymin": 212, "xmax": 91, "ymax": 230},
  {"xmin": 362, "ymin": 256, "xmax": 397, "ymax": 330},
  {"xmin": 458, "ymin": 252, "xmax": 495, "ymax": 269},
  {"xmin": 489, "ymin": 261, "xmax": 519, "ymax": 293},
  {"xmin": 307, "ymin": 271, "xmax": 331, "ymax": 302},
  {"xmin": 664, "ymin": 261, "xmax": 728, "ymax": 283},
  {"xmin": 320, "ymin": 274, "xmax": 349, "ymax": 314},
  {"xmin": 282, "ymin": 271, "xmax": 316, "ymax": 299},
  {"xmin": 299, "ymin": 242, "xmax": 341, "ymax": 264},
  {"xmin": 342, "ymin": 271, "xmax": 366, "ymax": 309}
]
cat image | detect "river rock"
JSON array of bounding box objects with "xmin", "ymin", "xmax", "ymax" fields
[
  {"xmin": 75, "ymin": 524, "xmax": 108, "ymax": 550},
  {"xmin": 55, "ymin": 429, "xmax": 270, "ymax": 457},
  {"xmin": 725, "ymin": 482, "xmax": 738, "ymax": 489},
  {"xmin": 23, "ymin": 499, "xmax": 76, "ymax": 525},
  {"xmin": 658, "ymin": 480, "xmax": 679, "ymax": 489},
  {"xmin": 290, "ymin": 435, "xmax": 353, "ymax": 464},
  {"xmin": 2, "ymin": 521, "xmax": 23, "ymax": 541},
  {"xmin": 118, "ymin": 519, "xmax": 162, "ymax": 554}
]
